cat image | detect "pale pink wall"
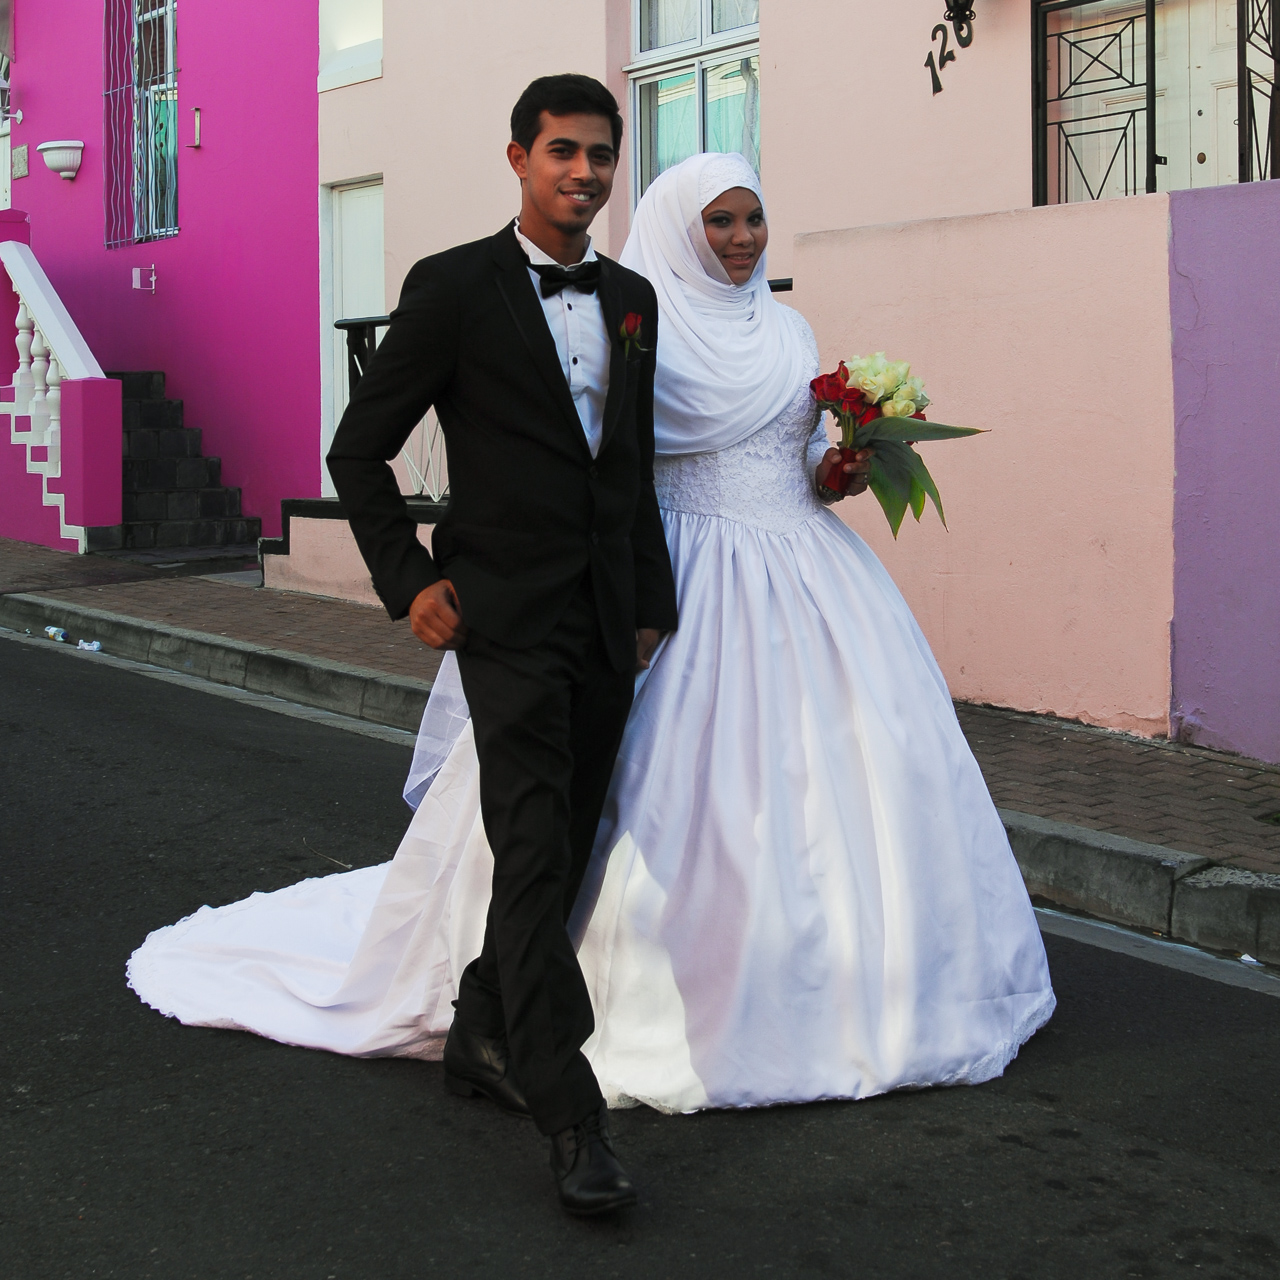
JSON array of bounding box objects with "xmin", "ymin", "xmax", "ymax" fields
[
  {"xmin": 794, "ymin": 195, "xmax": 1176, "ymax": 736},
  {"xmin": 9, "ymin": 0, "xmax": 320, "ymax": 537},
  {"xmin": 761, "ymin": 0, "xmax": 1034, "ymax": 277},
  {"xmin": 320, "ymin": 0, "xmax": 618, "ymax": 304}
]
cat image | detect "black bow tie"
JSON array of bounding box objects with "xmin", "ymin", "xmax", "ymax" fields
[{"xmin": 531, "ymin": 260, "xmax": 601, "ymax": 298}]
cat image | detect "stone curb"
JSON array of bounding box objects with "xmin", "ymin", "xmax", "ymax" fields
[
  {"xmin": 1001, "ymin": 809, "xmax": 1280, "ymax": 965},
  {"xmin": 0, "ymin": 591, "xmax": 433, "ymax": 732},
  {"xmin": 4, "ymin": 589, "xmax": 1276, "ymax": 965}
]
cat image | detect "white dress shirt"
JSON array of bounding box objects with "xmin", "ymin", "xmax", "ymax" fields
[{"xmin": 514, "ymin": 221, "xmax": 611, "ymax": 459}]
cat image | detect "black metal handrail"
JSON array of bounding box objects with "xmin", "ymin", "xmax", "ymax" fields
[
  {"xmin": 338, "ymin": 280, "xmax": 795, "ymax": 392},
  {"xmin": 334, "ymin": 315, "xmax": 390, "ymax": 394}
]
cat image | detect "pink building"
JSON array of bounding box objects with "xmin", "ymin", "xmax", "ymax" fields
[
  {"xmin": 3, "ymin": 0, "xmax": 1277, "ymax": 766},
  {"xmin": 0, "ymin": 0, "xmax": 319, "ymax": 551}
]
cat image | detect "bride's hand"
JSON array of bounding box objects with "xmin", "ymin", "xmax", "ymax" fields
[{"xmin": 818, "ymin": 447, "xmax": 873, "ymax": 502}]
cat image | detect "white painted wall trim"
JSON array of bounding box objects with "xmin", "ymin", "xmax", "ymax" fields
[{"xmin": 318, "ymin": 38, "xmax": 383, "ymax": 92}]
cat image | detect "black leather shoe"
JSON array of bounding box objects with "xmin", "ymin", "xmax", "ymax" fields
[
  {"xmin": 442, "ymin": 1020, "xmax": 530, "ymax": 1119},
  {"xmin": 549, "ymin": 1104, "xmax": 637, "ymax": 1216}
]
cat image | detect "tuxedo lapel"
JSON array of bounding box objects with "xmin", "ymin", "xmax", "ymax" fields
[
  {"xmin": 489, "ymin": 226, "xmax": 590, "ymax": 451},
  {"xmin": 595, "ymin": 258, "xmax": 628, "ymax": 456}
]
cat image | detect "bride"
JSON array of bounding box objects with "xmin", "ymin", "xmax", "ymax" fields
[{"xmin": 129, "ymin": 153, "xmax": 1054, "ymax": 1114}]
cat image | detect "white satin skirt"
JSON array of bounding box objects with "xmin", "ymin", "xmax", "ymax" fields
[{"xmin": 129, "ymin": 507, "xmax": 1055, "ymax": 1113}]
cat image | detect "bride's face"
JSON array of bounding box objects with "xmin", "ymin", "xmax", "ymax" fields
[{"xmin": 700, "ymin": 187, "xmax": 768, "ymax": 286}]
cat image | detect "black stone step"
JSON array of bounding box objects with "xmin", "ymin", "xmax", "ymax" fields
[
  {"xmin": 124, "ymin": 456, "xmax": 222, "ymax": 492},
  {"xmin": 123, "ymin": 426, "xmax": 203, "ymax": 459},
  {"xmin": 106, "ymin": 370, "xmax": 166, "ymax": 401},
  {"xmin": 122, "ymin": 516, "xmax": 262, "ymax": 551},
  {"xmin": 123, "ymin": 487, "xmax": 243, "ymax": 522},
  {"xmin": 122, "ymin": 398, "xmax": 184, "ymax": 430}
]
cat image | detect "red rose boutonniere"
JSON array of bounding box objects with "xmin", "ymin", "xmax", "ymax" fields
[{"xmin": 618, "ymin": 312, "xmax": 651, "ymax": 359}]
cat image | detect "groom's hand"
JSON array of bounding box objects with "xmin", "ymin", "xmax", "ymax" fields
[
  {"xmin": 409, "ymin": 580, "xmax": 469, "ymax": 650},
  {"xmin": 636, "ymin": 628, "xmax": 662, "ymax": 672}
]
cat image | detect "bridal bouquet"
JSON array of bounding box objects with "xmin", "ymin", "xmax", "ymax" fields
[{"xmin": 811, "ymin": 353, "xmax": 982, "ymax": 536}]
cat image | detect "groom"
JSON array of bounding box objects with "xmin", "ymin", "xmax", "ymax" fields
[{"xmin": 326, "ymin": 74, "xmax": 677, "ymax": 1214}]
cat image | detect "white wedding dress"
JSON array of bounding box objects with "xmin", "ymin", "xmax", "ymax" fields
[{"xmin": 129, "ymin": 307, "xmax": 1055, "ymax": 1114}]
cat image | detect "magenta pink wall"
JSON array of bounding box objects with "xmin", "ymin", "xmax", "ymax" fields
[{"xmin": 9, "ymin": 0, "xmax": 320, "ymax": 537}]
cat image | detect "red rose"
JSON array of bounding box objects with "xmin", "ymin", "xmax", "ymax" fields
[
  {"xmin": 621, "ymin": 312, "xmax": 642, "ymax": 339},
  {"xmin": 838, "ymin": 387, "xmax": 866, "ymax": 415},
  {"xmin": 810, "ymin": 372, "xmax": 847, "ymax": 405},
  {"xmin": 836, "ymin": 360, "xmax": 851, "ymax": 385}
]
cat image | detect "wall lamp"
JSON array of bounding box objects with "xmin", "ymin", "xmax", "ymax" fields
[
  {"xmin": 943, "ymin": 2, "xmax": 976, "ymax": 47},
  {"xmin": 0, "ymin": 74, "xmax": 21, "ymax": 125}
]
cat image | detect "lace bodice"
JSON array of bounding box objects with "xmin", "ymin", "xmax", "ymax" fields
[{"xmin": 653, "ymin": 307, "xmax": 829, "ymax": 534}]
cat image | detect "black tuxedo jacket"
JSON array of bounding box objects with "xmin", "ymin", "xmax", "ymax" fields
[{"xmin": 326, "ymin": 223, "xmax": 678, "ymax": 673}]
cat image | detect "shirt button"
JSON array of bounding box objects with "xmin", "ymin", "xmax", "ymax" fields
[
  {"xmin": 572, "ymin": 357, "xmax": 578, "ymax": 365},
  {"xmin": 567, "ymin": 304, "xmax": 573, "ymax": 310}
]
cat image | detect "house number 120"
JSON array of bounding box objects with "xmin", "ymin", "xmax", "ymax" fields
[{"xmin": 926, "ymin": 8, "xmax": 974, "ymax": 94}]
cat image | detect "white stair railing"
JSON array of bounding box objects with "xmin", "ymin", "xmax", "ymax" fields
[{"xmin": 0, "ymin": 240, "xmax": 106, "ymax": 551}]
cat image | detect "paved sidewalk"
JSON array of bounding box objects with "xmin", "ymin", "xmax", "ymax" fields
[{"xmin": 3, "ymin": 536, "xmax": 1277, "ymax": 960}]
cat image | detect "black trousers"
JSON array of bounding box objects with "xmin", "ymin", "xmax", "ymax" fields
[{"xmin": 453, "ymin": 579, "xmax": 634, "ymax": 1135}]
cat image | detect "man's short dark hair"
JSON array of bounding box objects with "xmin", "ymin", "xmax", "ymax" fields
[{"xmin": 511, "ymin": 74, "xmax": 624, "ymax": 155}]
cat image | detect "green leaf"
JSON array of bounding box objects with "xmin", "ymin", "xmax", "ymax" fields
[
  {"xmin": 866, "ymin": 457, "xmax": 908, "ymax": 537},
  {"xmin": 901, "ymin": 446, "xmax": 948, "ymax": 527},
  {"xmin": 865, "ymin": 418, "xmax": 985, "ymax": 443},
  {"xmin": 909, "ymin": 473, "xmax": 927, "ymax": 522}
]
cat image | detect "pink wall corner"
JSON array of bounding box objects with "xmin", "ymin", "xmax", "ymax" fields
[
  {"xmin": 60, "ymin": 378, "xmax": 123, "ymax": 528},
  {"xmin": 0, "ymin": 417, "xmax": 75, "ymax": 550},
  {"xmin": 9, "ymin": 0, "xmax": 321, "ymax": 538},
  {"xmin": 761, "ymin": 1, "xmax": 1034, "ymax": 279},
  {"xmin": 794, "ymin": 194, "xmax": 1176, "ymax": 736}
]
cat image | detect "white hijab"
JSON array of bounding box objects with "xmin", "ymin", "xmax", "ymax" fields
[{"xmin": 619, "ymin": 152, "xmax": 808, "ymax": 457}]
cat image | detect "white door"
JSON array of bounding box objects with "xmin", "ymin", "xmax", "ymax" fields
[{"xmin": 322, "ymin": 179, "xmax": 384, "ymax": 493}]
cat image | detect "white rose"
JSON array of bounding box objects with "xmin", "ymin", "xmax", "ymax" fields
[
  {"xmin": 881, "ymin": 396, "xmax": 918, "ymax": 418},
  {"xmin": 898, "ymin": 375, "xmax": 930, "ymax": 410}
]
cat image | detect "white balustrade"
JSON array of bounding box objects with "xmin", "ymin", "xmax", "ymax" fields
[{"xmin": 0, "ymin": 238, "xmax": 107, "ymax": 550}]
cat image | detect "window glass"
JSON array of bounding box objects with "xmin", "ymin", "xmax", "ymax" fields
[
  {"xmin": 639, "ymin": 71, "xmax": 698, "ymax": 190},
  {"xmin": 639, "ymin": 0, "xmax": 698, "ymax": 52},
  {"xmin": 705, "ymin": 55, "xmax": 760, "ymax": 172},
  {"xmin": 711, "ymin": 0, "xmax": 759, "ymax": 34}
]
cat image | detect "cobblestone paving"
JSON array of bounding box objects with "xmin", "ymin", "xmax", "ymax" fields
[
  {"xmin": 5, "ymin": 536, "xmax": 1277, "ymax": 874},
  {"xmin": 19, "ymin": 576, "xmax": 444, "ymax": 685},
  {"xmin": 958, "ymin": 703, "xmax": 1280, "ymax": 874}
]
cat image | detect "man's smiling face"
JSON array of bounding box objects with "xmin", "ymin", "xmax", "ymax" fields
[{"xmin": 508, "ymin": 111, "xmax": 617, "ymax": 244}]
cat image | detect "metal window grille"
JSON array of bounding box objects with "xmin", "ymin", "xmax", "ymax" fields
[
  {"xmin": 1033, "ymin": 1, "xmax": 1158, "ymax": 206},
  {"xmin": 1239, "ymin": 1, "xmax": 1280, "ymax": 181},
  {"xmin": 104, "ymin": 0, "xmax": 178, "ymax": 246}
]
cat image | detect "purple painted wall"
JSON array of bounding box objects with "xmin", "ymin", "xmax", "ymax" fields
[
  {"xmin": 7, "ymin": 0, "xmax": 320, "ymax": 537},
  {"xmin": 1170, "ymin": 181, "xmax": 1280, "ymax": 763}
]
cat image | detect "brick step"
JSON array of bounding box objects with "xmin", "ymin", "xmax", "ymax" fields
[
  {"xmin": 123, "ymin": 426, "xmax": 203, "ymax": 460},
  {"xmin": 106, "ymin": 370, "xmax": 166, "ymax": 401},
  {"xmin": 124, "ymin": 456, "xmax": 222, "ymax": 492},
  {"xmin": 123, "ymin": 487, "xmax": 243, "ymax": 522},
  {"xmin": 122, "ymin": 397, "xmax": 184, "ymax": 430},
  {"xmin": 122, "ymin": 516, "xmax": 262, "ymax": 551}
]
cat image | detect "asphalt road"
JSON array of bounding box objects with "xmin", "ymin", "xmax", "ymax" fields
[{"xmin": 3, "ymin": 637, "xmax": 1278, "ymax": 1280}]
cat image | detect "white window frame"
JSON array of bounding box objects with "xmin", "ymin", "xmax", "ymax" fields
[{"xmin": 626, "ymin": 0, "xmax": 760, "ymax": 203}]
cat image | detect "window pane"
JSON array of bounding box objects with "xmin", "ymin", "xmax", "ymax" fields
[
  {"xmin": 639, "ymin": 72, "xmax": 698, "ymax": 193},
  {"xmin": 704, "ymin": 56, "xmax": 760, "ymax": 172},
  {"xmin": 711, "ymin": 0, "xmax": 759, "ymax": 34},
  {"xmin": 639, "ymin": 0, "xmax": 698, "ymax": 52}
]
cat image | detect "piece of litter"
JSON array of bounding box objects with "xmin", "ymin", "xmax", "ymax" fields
[
  {"xmin": 43, "ymin": 626, "xmax": 67, "ymax": 643},
  {"xmin": 1240, "ymin": 953, "xmax": 1262, "ymax": 966},
  {"xmin": 76, "ymin": 639, "xmax": 102, "ymax": 652}
]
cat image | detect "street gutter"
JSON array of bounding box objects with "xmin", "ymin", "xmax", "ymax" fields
[{"xmin": 4, "ymin": 588, "xmax": 1278, "ymax": 966}]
